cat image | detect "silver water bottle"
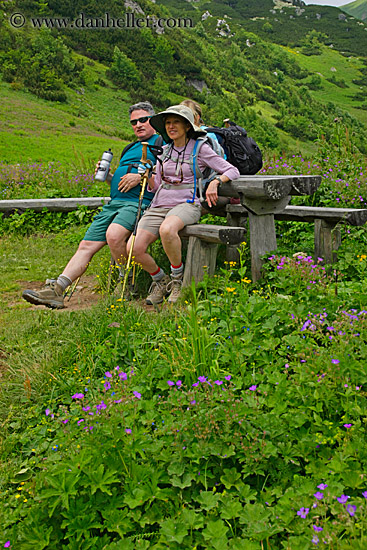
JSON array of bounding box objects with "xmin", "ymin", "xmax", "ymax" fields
[{"xmin": 95, "ymin": 148, "xmax": 113, "ymax": 182}]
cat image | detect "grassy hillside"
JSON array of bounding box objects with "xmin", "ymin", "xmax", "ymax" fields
[
  {"xmin": 159, "ymin": 0, "xmax": 367, "ymax": 56},
  {"xmin": 341, "ymin": 0, "xmax": 367, "ymax": 20},
  {"xmin": 1, "ymin": 1, "xmax": 367, "ymax": 166},
  {"xmin": 281, "ymin": 45, "xmax": 367, "ymax": 124}
]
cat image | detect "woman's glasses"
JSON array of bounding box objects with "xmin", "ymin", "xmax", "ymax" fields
[{"xmin": 130, "ymin": 116, "xmax": 152, "ymax": 126}]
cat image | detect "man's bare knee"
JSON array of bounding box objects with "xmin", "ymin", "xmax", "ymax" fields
[{"xmin": 78, "ymin": 240, "xmax": 104, "ymax": 252}]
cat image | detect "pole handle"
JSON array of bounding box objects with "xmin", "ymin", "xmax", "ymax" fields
[{"xmin": 140, "ymin": 142, "xmax": 148, "ymax": 165}]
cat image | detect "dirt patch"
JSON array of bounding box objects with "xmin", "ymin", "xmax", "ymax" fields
[
  {"xmin": 14, "ymin": 276, "xmax": 157, "ymax": 313},
  {"xmin": 16, "ymin": 275, "xmax": 102, "ymax": 312}
]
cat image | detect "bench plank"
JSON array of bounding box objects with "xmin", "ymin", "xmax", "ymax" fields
[
  {"xmin": 180, "ymin": 224, "xmax": 245, "ymax": 244},
  {"xmin": 227, "ymin": 204, "xmax": 367, "ymax": 226},
  {"xmin": 0, "ymin": 197, "xmax": 110, "ymax": 213},
  {"xmin": 219, "ymin": 175, "xmax": 321, "ymax": 200}
]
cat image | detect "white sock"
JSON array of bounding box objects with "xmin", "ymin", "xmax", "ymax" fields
[{"xmin": 57, "ymin": 275, "xmax": 72, "ymax": 291}]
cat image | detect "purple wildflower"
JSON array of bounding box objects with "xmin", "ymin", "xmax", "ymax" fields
[
  {"xmin": 344, "ymin": 424, "xmax": 352, "ymax": 428},
  {"xmin": 45, "ymin": 409, "xmax": 51, "ymax": 416},
  {"xmin": 82, "ymin": 406, "xmax": 91, "ymax": 411},
  {"xmin": 4, "ymin": 542, "xmax": 11, "ymax": 548},
  {"xmin": 314, "ymin": 492, "xmax": 323, "ymax": 500},
  {"xmin": 312, "ymin": 535, "xmax": 319, "ymax": 545},
  {"xmin": 313, "ymin": 526, "xmax": 323, "ymax": 532},
  {"xmin": 119, "ymin": 372, "xmax": 128, "ymax": 380},
  {"xmin": 225, "ymin": 375, "xmax": 231, "ymax": 381},
  {"xmin": 77, "ymin": 419, "xmax": 84, "ymax": 424},
  {"xmin": 198, "ymin": 376, "xmax": 207, "ymax": 383},
  {"xmin": 72, "ymin": 393, "xmax": 84, "ymax": 399},
  {"xmin": 104, "ymin": 371, "xmax": 112, "ymax": 378},
  {"xmin": 317, "ymin": 483, "xmax": 328, "ymax": 490},
  {"xmin": 214, "ymin": 380, "xmax": 223, "ymax": 385},
  {"xmin": 347, "ymin": 504, "xmax": 356, "ymax": 517},
  {"xmin": 337, "ymin": 495, "xmax": 350, "ymax": 504},
  {"xmin": 114, "ymin": 399, "xmax": 123, "ymax": 404},
  {"xmin": 104, "ymin": 381, "xmax": 111, "ymax": 390},
  {"xmin": 362, "ymin": 491, "xmax": 367, "ymax": 499},
  {"xmin": 192, "ymin": 382, "xmax": 199, "ymax": 387},
  {"xmin": 190, "ymin": 400, "xmax": 196, "ymax": 405},
  {"xmin": 125, "ymin": 428, "xmax": 132, "ymax": 434},
  {"xmin": 331, "ymin": 359, "xmax": 340, "ymax": 365},
  {"xmin": 167, "ymin": 380, "xmax": 175, "ymax": 386},
  {"xmin": 176, "ymin": 380, "xmax": 182, "ymax": 387},
  {"xmin": 249, "ymin": 385, "xmax": 257, "ymax": 391},
  {"xmin": 297, "ymin": 507, "xmax": 310, "ymax": 518},
  {"xmin": 133, "ymin": 391, "xmax": 141, "ymax": 399}
]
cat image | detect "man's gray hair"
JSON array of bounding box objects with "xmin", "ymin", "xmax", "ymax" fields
[{"xmin": 129, "ymin": 102, "xmax": 155, "ymax": 116}]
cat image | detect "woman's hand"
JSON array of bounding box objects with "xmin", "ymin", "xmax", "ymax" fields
[{"xmin": 205, "ymin": 179, "xmax": 221, "ymax": 208}]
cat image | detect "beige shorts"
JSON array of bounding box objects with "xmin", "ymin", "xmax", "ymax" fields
[{"xmin": 138, "ymin": 203, "xmax": 201, "ymax": 237}]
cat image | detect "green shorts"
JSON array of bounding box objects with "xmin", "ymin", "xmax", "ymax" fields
[{"xmin": 83, "ymin": 201, "xmax": 146, "ymax": 242}]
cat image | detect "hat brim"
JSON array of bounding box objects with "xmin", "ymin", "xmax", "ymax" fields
[{"xmin": 150, "ymin": 108, "xmax": 206, "ymax": 143}]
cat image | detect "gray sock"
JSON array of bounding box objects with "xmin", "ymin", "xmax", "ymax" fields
[
  {"xmin": 171, "ymin": 263, "xmax": 184, "ymax": 277},
  {"xmin": 57, "ymin": 275, "xmax": 72, "ymax": 291},
  {"xmin": 151, "ymin": 268, "xmax": 165, "ymax": 282}
]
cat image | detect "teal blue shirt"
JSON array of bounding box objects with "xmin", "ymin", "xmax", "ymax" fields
[{"xmin": 110, "ymin": 135, "xmax": 159, "ymax": 205}]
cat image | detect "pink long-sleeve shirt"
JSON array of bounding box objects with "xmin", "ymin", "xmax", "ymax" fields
[{"xmin": 149, "ymin": 139, "xmax": 240, "ymax": 208}]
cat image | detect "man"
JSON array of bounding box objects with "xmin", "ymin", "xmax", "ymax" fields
[{"xmin": 22, "ymin": 101, "xmax": 161, "ymax": 309}]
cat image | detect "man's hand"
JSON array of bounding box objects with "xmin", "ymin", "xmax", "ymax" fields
[
  {"xmin": 118, "ymin": 173, "xmax": 141, "ymax": 193},
  {"xmin": 95, "ymin": 161, "xmax": 113, "ymax": 183}
]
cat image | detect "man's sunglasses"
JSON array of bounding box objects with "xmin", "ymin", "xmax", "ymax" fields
[{"xmin": 130, "ymin": 116, "xmax": 152, "ymax": 126}]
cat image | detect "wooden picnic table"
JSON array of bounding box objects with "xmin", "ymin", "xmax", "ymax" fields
[{"xmin": 219, "ymin": 175, "xmax": 322, "ymax": 281}]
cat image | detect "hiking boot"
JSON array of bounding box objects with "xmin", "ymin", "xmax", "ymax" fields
[
  {"xmin": 22, "ymin": 279, "xmax": 65, "ymax": 309},
  {"xmin": 167, "ymin": 274, "xmax": 183, "ymax": 304},
  {"xmin": 146, "ymin": 275, "xmax": 170, "ymax": 305}
]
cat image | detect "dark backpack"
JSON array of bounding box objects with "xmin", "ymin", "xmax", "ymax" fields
[{"xmin": 205, "ymin": 125, "xmax": 263, "ymax": 175}]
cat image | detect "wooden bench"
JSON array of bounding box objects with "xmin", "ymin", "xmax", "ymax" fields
[
  {"xmin": 0, "ymin": 197, "xmax": 110, "ymax": 214},
  {"xmin": 179, "ymin": 224, "xmax": 245, "ymax": 286},
  {"xmin": 0, "ymin": 197, "xmax": 244, "ymax": 287},
  {"xmin": 227, "ymin": 204, "xmax": 367, "ymax": 264}
]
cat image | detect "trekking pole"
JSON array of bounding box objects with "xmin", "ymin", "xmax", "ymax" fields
[
  {"xmin": 106, "ymin": 255, "xmax": 115, "ymax": 294},
  {"xmin": 64, "ymin": 276, "xmax": 81, "ymax": 301},
  {"xmin": 121, "ymin": 142, "xmax": 153, "ymax": 299}
]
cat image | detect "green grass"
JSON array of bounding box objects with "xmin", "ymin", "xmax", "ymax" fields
[
  {"xmin": 0, "ymin": 64, "xmax": 135, "ymax": 167},
  {"xmin": 281, "ymin": 45, "xmax": 367, "ymax": 124},
  {"xmin": 0, "ymin": 227, "xmax": 111, "ymax": 315}
]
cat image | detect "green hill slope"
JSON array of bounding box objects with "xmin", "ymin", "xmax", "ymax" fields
[
  {"xmin": 158, "ymin": 0, "xmax": 367, "ymax": 56},
  {"xmin": 341, "ymin": 0, "xmax": 367, "ymax": 21},
  {"xmin": 1, "ymin": 0, "xmax": 367, "ymax": 165}
]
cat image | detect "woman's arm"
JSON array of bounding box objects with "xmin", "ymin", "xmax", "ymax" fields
[{"xmin": 198, "ymin": 143, "xmax": 240, "ymax": 207}]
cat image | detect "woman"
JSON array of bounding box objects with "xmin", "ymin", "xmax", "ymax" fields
[
  {"xmin": 126, "ymin": 104, "xmax": 240, "ymax": 305},
  {"xmin": 180, "ymin": 99, "xmax": 234, "ymax": 216}
]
